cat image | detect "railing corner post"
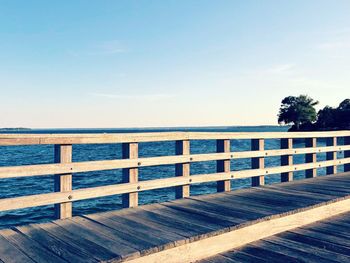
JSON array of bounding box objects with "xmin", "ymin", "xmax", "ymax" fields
[{"xmin": 54, "ymin": 144, "xmax": 73, "ymax": 219}]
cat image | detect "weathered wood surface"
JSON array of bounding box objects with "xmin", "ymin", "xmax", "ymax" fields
[
  {"xmin": 1, "ymin": 172, "xmax": 350, "ymax": 263},
  {"xmin": 2, "ymin": 131, "xmax": 350, "ymax": 145},
  {"xmin": 3, "ymin": 145, "xmax": 349, "ymax": 180},
  {"xmin": 200, "ymin": 210, "xmax": 350, "ymax": 263}
]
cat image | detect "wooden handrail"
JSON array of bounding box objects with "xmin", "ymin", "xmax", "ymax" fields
[
  {"xmin": 1, "ymin": 145, "xmax": 350, "ymax": 179},
  {"xmin": 2, "ymin": 131, "xmax": 350, "ymax": 145},
  {"xmin": 1, "ymin": 158, "xmax": 350, "ymax": 213},
  {"xmin": 1, "ymin": 131, "xmax": 350, "ymax": 219}
]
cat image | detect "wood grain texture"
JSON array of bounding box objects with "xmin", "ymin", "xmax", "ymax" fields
[
  {"xmin": 122, "ymin": 143, "xmax": 139, "ymax": 208},
  {"xmin": 127, "ymin": 196, "xmax": 350, "ymax": 263},
  {"xmin": 200, "ymin": 211, "xmax": 350, "ymax": 263},
  {"xmin": 175, "ymin": 140, "xmax": 190, "ymax": 199},
  {"xmin": 326, "ymin": 137, "xmax": 337, "ymax": 175},
  {"xmin": 1, "ymin": 145, "xmax": 349, "ymax": 180},
  {"xmin": 54, "ymin": 144, "xmax": 72, "ymax": 219},
  {"xmin": 1, "ymin": 131, "xmax": 350, "ymax": 219},
  {"xmin": 216, "ymin": 139, "xmax": 230, "ymax": 192},
  {"xmin": 281, "ymin": 138, "xmax": 293, "ymax": 182},
  {"xmin": 2, "ymin": 131, "xmax": 350, "ymax": 145},
  {"xmin": 305, "ymin": 138, "xmax": 317, "ymax": 178},
  {"xmin": 1, "ymin": 160, "xmax": 350, "ymax": 212},
  {"xmin": 251, "ymin": 139, "xmax": 264, "ymax": 186}
]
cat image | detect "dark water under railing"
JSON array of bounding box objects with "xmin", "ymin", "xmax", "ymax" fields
[{"xmin": 0, "ymin": 126, "xmax": 345, "ymax": 228}]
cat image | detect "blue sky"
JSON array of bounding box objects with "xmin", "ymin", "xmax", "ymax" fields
[{"xmin": 1, "ymin": 1, "xmax": 349, "ymax": 128}]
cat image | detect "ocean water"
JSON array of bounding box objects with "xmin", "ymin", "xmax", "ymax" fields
[{"xmin": 0, "ymin": 126, "xmax": 345, "ymax": 229}]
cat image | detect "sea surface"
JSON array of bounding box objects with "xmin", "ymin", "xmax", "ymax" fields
[{"xmin": 0, "ymin": 126, "xmax": 345, "ymax": 229}]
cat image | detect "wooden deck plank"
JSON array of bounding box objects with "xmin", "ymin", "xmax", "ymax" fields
[
  {"xmin": 219, "ymin": 193, "xmax": 288, "ymax": 213},
  {"xmin": 252, "ymin": 240, "xmax": 337, "ymax": 263},
  {"xmin": 105, "ymin": 209, "xmax": 194, "ymax": 239},
  {"xmin": 199, "ymin": 254, "xmax": 240, "ymax": 263},
  {"xmin": 199, "ymin": 211, "xmax": 350, "ymax": 263},
  {"xmin": 219, "ymin": 251, "xmax": 268, "ymax": 263},
  {"xmin": 232, "ymin": 242, "xmax": 303, "ymax": 263},
  {"xmin": 0, "ymin": 228, "xmax": 67, "ymax": 263},
  {"xmin": 188, "ymin": 195, "xmax": 276, "ymax": 216},
  {"xmin": 168, "ymin": 198, "xmax": 268, "ymax": 222},
  {"xmin": 266, "ymin": 184, "xmax": 339, "ymax": 200},
  {"xmin": 161, "ymin": 201, "xmax": 243, "ymax": 226},
  {"xmin": 224, "ymin": 188, "xmax": 323, "ymax": 210},
  {"xmin": 142, "ymin": 203, "xmax": 231, "ymax": 230},
  {"xmin": 301, "ymin": 222, "xmax": 350, "ymax": 240},
  {"xmin": 122, "ymin": 207, "xmax": 209, "ymax": 238},
  {"xmin": 265, "ymin": 236, "xmax": 350, "ymax": 262},
  {"xmin": 93, "ymin": 212, "xmax": 187, "ymax": 246},
  {"xmin": 53, "ymin": 218, "xmax": 140, "ymax": 261},
  {"xmin": 253, "ymin": 187, "xmax": 335, "ymax": 203},
  {"xmin": 15, "ymin": 224, "xmax": 99, "ymax": 263},
  {"xmin": 36, "ymin": 222, "xmax": 118, "ymax": 261},
  {"xmin": 85, "ymin": 213, "xmax": 178, "ymax": 252},
  {"xmin": 69, "ymin": 216, "xmax": 154, "ymax": 255},
  {"xmin": 300, "ymin": 181, "xmax": 350, "ymax": 192},
  {"xmin": 273, "ymin": 182, "xmax": 350, "ymax": 197},
  {"xmin": 288, "ymin": 228, "xmax": 350, "ymax": 249},
  {"xmin": 0, "ymin": 233, "xmax": 35, "ymax": 263},
  {"xmin": 279, "ymin": 231, "xmax": 350, "ymax": 256}
]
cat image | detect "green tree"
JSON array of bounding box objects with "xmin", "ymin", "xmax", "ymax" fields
[
  {"xmin": 316, "ymin": 106, "xmax": 337, "ymax": 129},
  {"xmin": 337, "ymin": 99, "xmax": 350, "ymax": 129},
  {"xmin": 316, "ymin": 99, "xmax": 350, "ymax": 130},
  {"xmin": 278, "ymin": 95, "xmax": 319, "ymax": 131}
]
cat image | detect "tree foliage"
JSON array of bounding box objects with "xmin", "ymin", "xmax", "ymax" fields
[
  {"xmin": 278, "ymin": 95, "xmax": 318, "ymax": 131},
  {"xmin": 316, "ymin": 99, "xmax": 350, "ymax": 130},
  {"xmin": 278, "ymin": 96, "xmax": 350, "ymax": 131}
]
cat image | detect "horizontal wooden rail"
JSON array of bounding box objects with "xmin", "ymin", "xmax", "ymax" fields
[
  {"xmin": 1, "ymin": 131, "xmax": 350, "ymax": 218},
  {"xmin": 1, "ymin": 144, "xmax": 350, "ymax": 180},
  {"xmin": 1, "ymin": 157, "xmax": 350, "ymax": 213},
  {"xmin": 1, "ymin": 131, "xmax": 350, "ymax": 145}
]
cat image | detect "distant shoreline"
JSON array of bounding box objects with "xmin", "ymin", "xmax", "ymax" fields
[
  {"xmin": 0, "ymin": 128, "xmax": 31, "ymax": 131},
  {"xmin": 0, "ymin": 125, "xmax": 285, "ymax": 131}
]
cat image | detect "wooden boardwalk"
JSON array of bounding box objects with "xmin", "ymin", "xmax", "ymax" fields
[
  {"xmin": 1, "ymin": 172, "xmax": 350, "ymax": 263},
  {"xmin": 200, "ymin": 211, "xmax": 350, "ymax": 263}
]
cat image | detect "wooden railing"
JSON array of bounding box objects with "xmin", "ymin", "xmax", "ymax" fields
[{"xmin": 1, "ymin": 131, "xmax": 350, "ymax": 219}]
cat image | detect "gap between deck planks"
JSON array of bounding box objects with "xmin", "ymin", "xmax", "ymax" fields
[{"xmin": 0, "ymin": 172, "xmax": 350, "ymax": 263}]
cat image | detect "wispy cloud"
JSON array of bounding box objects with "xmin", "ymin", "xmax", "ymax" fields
[
  {"xmin": 89, "ymin": 92, "xmax": 176, "ymax": 101},
  {"xmin": 316, "ymin": 40, "xmax": 350, "ymax": 50},
  {"xmin": 264, "ymin": 64, "xmax": 296, "ymax": 74},
  {"xmin": 69, "ymin": 40, "xmax": 127, "ymax": 56},
  {"xmin": 96, "ymin": 40, "xmax": 127, "ymax": 54}
]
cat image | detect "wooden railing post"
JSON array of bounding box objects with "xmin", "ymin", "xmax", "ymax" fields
[
  {"xmin": 175, "ymin": 140, "xmax": 190, "ymax": 199},
  {"xmin": 345, "ymin": 137, "xmax": 350, "ymax": 172},
  {"xmin": 54, "ymin": 144, "xmax": 72, "ymax": 219},
  {"xmin": 326, "ymin": 137, "xmax": 337, "ymax": 175},
  {"xmin": 251, "ymin": 139, "xmax": 264, "ymax": 186},
  {"xmin": 217, "ymin": 139, "xmax": 230, "ymax": 192},
  {"xmin": 305, "ymin": 138, "xmax": 317, "ymax": 178},
  {"xmin": 122, "ymin": 142, "xmax": 139, "ymax": 208},
  {"xmin": 281, "ymin": 138, "xmax": 293, "ymax": 182}
]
